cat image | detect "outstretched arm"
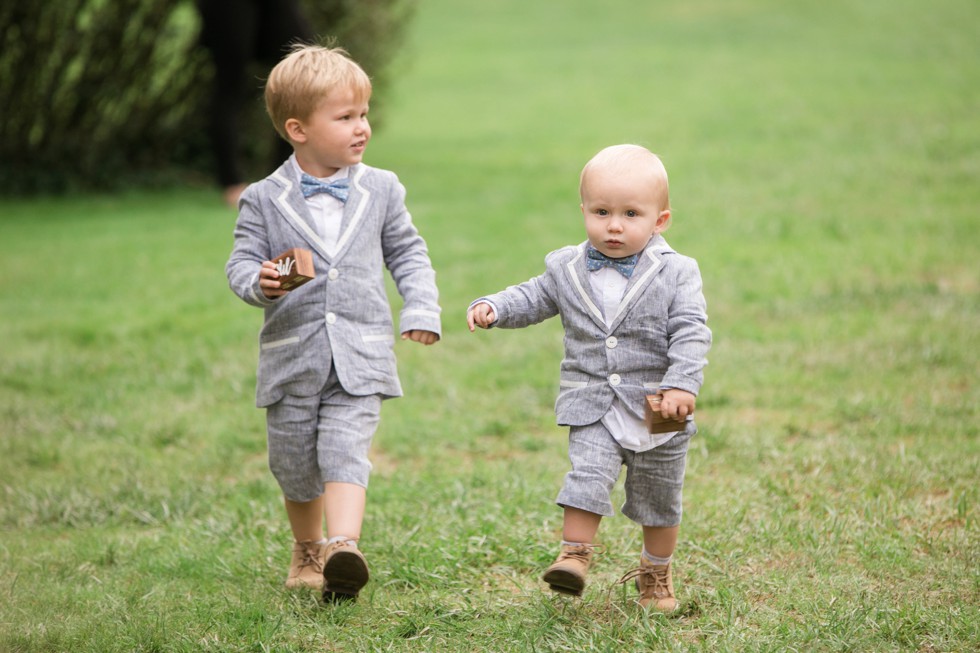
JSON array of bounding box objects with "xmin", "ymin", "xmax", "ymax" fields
[{"xmin": 467, "ymin": 301, "xmax": 497, "ymax": 332}]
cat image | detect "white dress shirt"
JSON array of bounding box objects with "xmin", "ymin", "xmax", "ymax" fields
[
  {"xmin": 303, "ymin": 166, "xmax": 348, "ymax": 256},
  {"xmin": 589, "ymin": 265, "xmax": 679, "ymax": 452}
]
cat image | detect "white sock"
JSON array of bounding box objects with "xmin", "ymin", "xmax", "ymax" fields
[
  {"xmin": 561, "ymin": 540, "xmax": 588, "ymax": 548},
  {"xmin": 642, "ymin": 549, "xmax": 672, "ymax": 566},
  {"xmin": 327, "ymin": 536, "xmax": 357, "ymax": 547}
]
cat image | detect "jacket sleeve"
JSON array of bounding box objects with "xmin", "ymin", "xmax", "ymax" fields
[
  {"xmin": 476, "ymin": 251, "xmax": 564, "ymax": 329},
  {"xmin": 379, "ymin": 173, "xmax": 442, "ymax": 336},
  {"xmin": 660, "ymin": 258, "xmax": 712, "ymax": 394},
  {"xmin": 226, "ymin": 184, "xmax": 278, "ymax": 308}
]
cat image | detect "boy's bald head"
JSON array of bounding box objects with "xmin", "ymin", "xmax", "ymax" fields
[{"xmin": 580, "ymin": 144, "xmax": 670, "ymax": 211}]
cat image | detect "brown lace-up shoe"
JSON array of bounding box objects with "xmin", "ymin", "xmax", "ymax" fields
[
  {"xmin": 619, "ymin": 558, "xmax": 678, "ymax": 612},
  {"xmin": 284, "ymin": 540, "xmax": 326, "ymax": 590},
  {"xmin": 542, "ymin": 544, "xmax": 598, "ymax": 596},
  {"xmin": 321, "ymin": 539, "xmax": 369, "ymax": 602}
]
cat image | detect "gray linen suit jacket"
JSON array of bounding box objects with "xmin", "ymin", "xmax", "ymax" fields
[
  {"xmin": 227, "ymin": 157, "xmax": 441, "ymax": 407},
  {"xmin": 478, "ymin": 236, "xmax": 710, "ymax": 427}
]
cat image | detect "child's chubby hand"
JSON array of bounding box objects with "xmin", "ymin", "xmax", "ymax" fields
[
  {"xmin": 259, "ymin": 260, "xmax": 289, "ymax": 299},
  {"xmin": 659, "ymin": 388, "xmax": 697, "ymax": 421},
  {"xmin": 402, "ymin": 330, "xmax": 440, "ymax": 346},
  {"xmin": 467, "ymin": 302, "xmax": 496, "ymax": 332}
]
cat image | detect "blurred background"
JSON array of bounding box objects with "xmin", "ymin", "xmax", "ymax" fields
[
  {"xmin": 0, "ymin": 1, "xmax": 976, "ymax": 649},
  {"xmin": 0, "ymin": 0, "xmax": 415, "ymax": 195}
]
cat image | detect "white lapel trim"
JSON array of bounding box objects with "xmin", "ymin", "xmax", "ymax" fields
[
  {"xmin": 271, "ymin": 170, "xmax": 330, "ymax": 255},
  {"xmin": 566, "ymin": 245, "xmax": 605, "ymax": 325},
  {"xmin": 609, "ymin": 248, "xmax": 663, "ymax": 324},
  {"xmin": 334, "ymin": 166, "xmax": 370, "ymax": 255}
]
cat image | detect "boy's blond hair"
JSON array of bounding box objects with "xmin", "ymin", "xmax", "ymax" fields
[
  {"xmin": 580, "ymin": 144, "xmax": 671, "ymax": 213},
  {"xmin": 264, "ymin": 44, "xmax": 373, "ymax": 141}
]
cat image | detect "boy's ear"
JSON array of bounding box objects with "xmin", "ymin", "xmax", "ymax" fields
[
  {"xmin": 655, "ymin": 209, "xmax": 671, "ymax": 232},
  {"xmin": 284, "ymin": 118, "xmax": 306, "ymax": 144}
]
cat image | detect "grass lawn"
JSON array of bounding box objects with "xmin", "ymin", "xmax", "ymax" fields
[{"xmin": 1, "ymin": 0, "xmax": 977, "ymax": 650}]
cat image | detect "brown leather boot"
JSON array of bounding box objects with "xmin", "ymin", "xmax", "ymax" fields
[
  {"xmin": 321, "ymin": 539, "xmax": 369, "ymax": 602},
  {"xmin": 619, "ymin": 558, "xmax": 678, "ymax": 612},
  {"xmin": 284, "ymin": 540, "xmax": 326, "ymax": 590},
  {"xmin": 541, "ymin": 543, "xmax": 598, "ymax": 596}
]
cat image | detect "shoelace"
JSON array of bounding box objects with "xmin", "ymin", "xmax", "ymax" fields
[
  {"xmin": 617, "ymin": 565, "xmax": 670, "ymax": 598},
  {"xmin": 558, "ymin": 543, "xmax": 604, "ymax": 563},
  {"xmin": 296, "ymin": 543, "xmax": 324, "ymax": 572}
]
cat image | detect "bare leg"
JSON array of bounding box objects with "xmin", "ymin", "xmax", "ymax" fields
[
  {"xmin": 283, "ymin": 494, "xmax": 324, "ymax": 542},
  {"xmin": 563, "ymin": 506, "xmax": 602, "ymax": 543},
  {"xmin": 542, "ymin": 506, "xmax": 603, "ymax": 596},
  {"xmin": 320, "ymin": 482, "xmax": 369, "ymax": 600},
  {"xmin": 323, "ymin": 481, "xmax": 366, "ymax": 540},
  {"xmin": 642, "ymin": 525, "xmax": 679, "ymax": 558}
]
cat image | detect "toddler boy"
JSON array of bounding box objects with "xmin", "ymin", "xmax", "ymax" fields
[
  {"xmin": 227, "ymin": 45, "xmax": 441, "ymax": 601},
  {"xmin": 467, "ymin": 144, "xmax": 710, "ymax": 611}
]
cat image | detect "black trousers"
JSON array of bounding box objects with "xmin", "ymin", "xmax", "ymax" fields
[{"xmin": 197, "ymin": 0, "xmax": 315, "ymax": 187}]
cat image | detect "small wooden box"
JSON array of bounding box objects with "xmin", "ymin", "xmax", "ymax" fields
[
  {"xmin": 271, "ymin": 248, "xmax": 315, "ymax": 291},
  {"xmin": 644, "ymin": 394, "xmax": 689, "ymax": 434}
]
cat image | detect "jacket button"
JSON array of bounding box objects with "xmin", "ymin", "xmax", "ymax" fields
[
  {"xmin": 605, "ymin": 336, "xmax": 618, "ymax": 349},
  {"xmin": 608, "ymin": 373, "xmax": 621, "ymax": 386},
  {"xmin": 327, "ymin": 268, "xmax": 340, "ymax": 280},
  {"xmin": 326, "ymin": 312, "xmax": 337, "ymax": 325}
]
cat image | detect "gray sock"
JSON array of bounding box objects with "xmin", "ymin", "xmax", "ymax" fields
[{"xmin": 642, "ymin": 549, "xmax": 671, "ymax": 566}]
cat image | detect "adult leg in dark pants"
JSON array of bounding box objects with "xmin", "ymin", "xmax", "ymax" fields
[{"xmin": 196, "ymin": 0, "xmax": 315, "ymax": 206}]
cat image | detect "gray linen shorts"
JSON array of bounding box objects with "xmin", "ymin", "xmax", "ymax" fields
[
  {"xmin": 555, "ymin": 420, "xmax": 694, "ymax": 527},
  {"xmin": 265, "ymin": 369, "xmax": 381, "ymax": 502}
]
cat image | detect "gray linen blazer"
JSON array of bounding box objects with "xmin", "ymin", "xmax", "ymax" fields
[
  {"xmin": 477, "ymin": 237, "xmax": 710, "ymax": 427},
  {"xmin": 227, "ymin": 157, "xmax": 441, "ymax": 407}
]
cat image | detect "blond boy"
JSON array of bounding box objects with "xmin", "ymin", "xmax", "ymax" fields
[{"xmin": 227, "ymin": 45, "xmax": 441, "ymax": 601}]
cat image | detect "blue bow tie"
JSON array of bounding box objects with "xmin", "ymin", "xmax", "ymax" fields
[
  {"xmin": 586, "ymin": 246, "xmax": 640, "ymax": 278},
  {"xmin": 300, "ymin": 173, "xmax": 350, "ymax": 202}
]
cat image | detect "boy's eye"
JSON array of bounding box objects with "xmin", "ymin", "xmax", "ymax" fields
[
  {"xmin": 596, "ymin": 209, "xmax": 608, "ymax": 216},
  {"xmin": 626, "ymin": 210, "xmax": 637, "ymax": 217}
]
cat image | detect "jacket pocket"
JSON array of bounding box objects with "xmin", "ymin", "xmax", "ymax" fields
[
  {"xmin": 257, "ymin": 322, "xmax": 328, "ymax": 402},
  {"xmin": 260, "ymin": 335, "xmax": 301, "ymax": 351},
  {"xmin": 356, "ymin": 329, "xmax": 397, "ymax": 379},
  {"xmin": 360, "ymin": 331, "xmax": 395, "ymax": 345}
]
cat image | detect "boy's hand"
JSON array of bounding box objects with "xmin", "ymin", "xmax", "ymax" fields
[
  {"xmin": 402, "ymin": 330, "xmax": 440, "ymax": 345},
  {"xmin": 467, "ymin": 302, "xmax": 496, "ymax": 331},
  {"xmin": 659, "ymin": 389, "xmax": 696, "ymax": 421},
  {"xmin": 259, "ymin": 261, "xmax": 288, "ymax": 298}
]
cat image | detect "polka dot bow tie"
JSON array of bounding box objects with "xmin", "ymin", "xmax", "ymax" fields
[
  {"xmin": 586, "ymin": 246, "xmax": 640, "ymax": 278},
  {"xmin": 300, "ymin": 173, "xmax": 350, "ymax": 202}
]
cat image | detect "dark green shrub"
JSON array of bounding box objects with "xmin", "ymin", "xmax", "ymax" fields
[{"xmin": 0, "ymin": 0, "xmax": 416, "ymax": 195}]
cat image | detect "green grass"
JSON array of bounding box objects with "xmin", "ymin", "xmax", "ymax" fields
[{"xmin": 2, "ymin": 0, "xmax": 978, "ymax": 650}]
